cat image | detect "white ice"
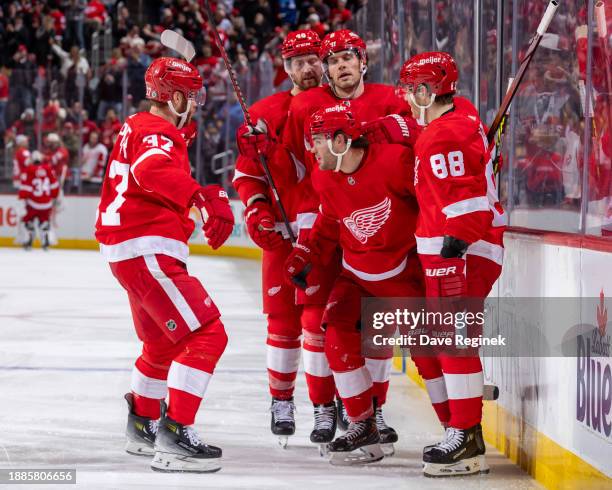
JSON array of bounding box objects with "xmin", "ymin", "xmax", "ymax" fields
[{"xmin": 0, "ymin": 249, "xmax": 541, "ymax": 489}]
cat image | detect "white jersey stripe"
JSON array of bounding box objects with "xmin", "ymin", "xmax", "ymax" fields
[
  {"xmin": 303, "ymin": 349, "xmax": 332, "ymax": 377},
  {"xmin": 266, "ymin": 345, "xmax": 301, "ymax": 374},
  {"xmin": 365, "ymin": 358, "xmax": 392, "ymax": 383},
  {"xmin": 333, "ymin": 366, "xmax": 372, "ymax": 399},
  {"xmin": 442, "ymin": 196, "xmax": 489, "ymax": 218},
  {"xmin": 167, "ymin": 361, "xmax": 212, "ymax": 398},
  {"xmin": 99, "ymin": 236, "xmax": 189, "ymax": 263},
  {"xmin": 415, "ymin": 236, "xmax": 503, "ymax": 265},
  {"xmin": 144, "ymin": 254, "xmax": 200, "ymax": 331},
  {"xmin": 342, "ymin": 255, "xmax": 407, "ymax": 282},
  {"xmin": 424, "ymin": 376, "xmax": 449, "ymax": 404},
  {"xmin": 130, "ymin": 366, "xmax": 167, "ymax": 399},
  {"xmin": 443, "ymin": 371, "xmax": 484, "ymax": 400}
]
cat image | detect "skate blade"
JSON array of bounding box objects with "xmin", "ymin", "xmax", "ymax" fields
[
  {"xmin": 318, "ymin": 443, "xmax": 330, "ymax": 458},
  {"xmin": 329, "ymin": 443, "xmax": 384, "ymax": 466},
  {"xmin": 125, "ymin": 439, "xmax": 155, "ymax": 457},
  {"xmin": 381, "ymin": 443, "xmax": 395, "ymax": 457},
  {"xmin": 150, "ymin": 451, "xmax": 221, "ymax": 473},
  {"xmin": 423, "ymin": 455, "xmax": 486, "ymax": 477}
]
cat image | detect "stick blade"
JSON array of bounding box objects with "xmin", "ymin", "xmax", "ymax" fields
[{"xmin": 160, "ymin": 29, "xmax": 196, "ymax": 62}]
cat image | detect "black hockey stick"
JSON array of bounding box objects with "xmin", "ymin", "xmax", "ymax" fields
[
  {"xmin": 202, "ymin": 0, "xmax": 311, "ymax": 289},
  {"xmin": 487, "ymin": 0, "xmax": 559, "ymax": 172}
]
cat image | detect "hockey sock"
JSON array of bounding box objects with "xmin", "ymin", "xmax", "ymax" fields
[
  {"xmin": 266, "ymin": 314, "xmax": 301, "ymax": 400},
  {"xmin": 302, "ymin": 305, "xmax": 335, "ymax": 405},
  {"xmin": 365, "ymin": 357, "xmax": 392, "ymax": 406}
]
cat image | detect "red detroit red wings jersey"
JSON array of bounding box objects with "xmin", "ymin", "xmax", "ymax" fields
[
  {"xmin": 95, "ymin": 112, "xmax": 201, "ymax": 263},
  {"xmin": 233, "ymin": 90, "xmax": 305, "ymax": 230},
  {"xmin": 13, "ymin": 147, "xmax": 30, "ymax": 184},
  {"xmin": 312, "ymin": 144, "xmax": 419, "ymax": 280},
  {"xmin": 283, "ymin": 83, "xmax": 412, "ymax": 169},
  {"xmin": 282, "ymin": 83, "xmax": 412, "ymax": 232},
  {"xmin": 19, "ymin": 164, "xmax": 59, "ymax": 210},
  {"xmin": 413, "ymin": 107, "xmax": 506, "ymax": 264}
]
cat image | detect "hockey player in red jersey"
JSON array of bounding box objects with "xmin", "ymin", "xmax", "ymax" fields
[
  {"xmin": 44, "ymin": 133, "xmax": 70, "ymax": 185},
  {"xmin": 95, "ymin": 56, "xmax": 235, "ymax": 473},
  {"xmin": 233, "ymin": 30, "xmax": 341, "ymax": 450},
  {"xmin": 397, "ymin": 52, "xmax": 506, "ymax": 477},
  {"xmin": 279, "ymin": 29, "xmax": 416, "ymax": 452},
  {"xmin": 285, "ymin": 105, "xmax": 423, "ymax": 465},
  {"xmin": 12, "ymin": 134, "xmax": 31, "ymax": 189},
  {"xmin": 18, "ymin": 150, "xmax": 60, "ymax": 250}
]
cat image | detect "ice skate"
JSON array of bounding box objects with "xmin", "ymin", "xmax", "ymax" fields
[
  {"xmin": 310, "ymin": 403, "xmax": 337, "ymax": 457},
  {"xmin": 423, "ymin": 424, "xmax": 489, "ymax": 477},
  {"xmin": 270, "ymin": 397, "xmax": 295, "ymax": 448},
  {"xmin": 151, "ymin": 403, "xmax": 221, "ymax": 473},
  {"xmin": 40, "ymin": 222, "xmax": 50, "ymax": 251},
  {"xmin": 124, "ymin": 393, "xmax": 159, "ymax": 457},
  {"xmin": 375, "ymin": 405, "xmax": 398, "ymax": 457},
  {"xmin": 335, "ymin": 397, "xmax": 350, "ymax": 431},
  {"xmin": 328, "ymin": 416, "xmax": 384, "ymax": 466}
]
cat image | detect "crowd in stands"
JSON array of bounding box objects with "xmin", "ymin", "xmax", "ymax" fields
[{"xmin": 0, "ymin": 0, "xmax": 364, "ymax": 192}]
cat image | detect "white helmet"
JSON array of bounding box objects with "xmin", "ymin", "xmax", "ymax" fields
[
  {"xmin": 29, "ymin": 150, "xmax": 43, "ymax": 164},
  {"xmin": 47, "ymin": 133, "xmax": 61, "ymax": 144},
  {"xmin": 15, "ymin": 134, "xmax": 28, "ymax": 146}
]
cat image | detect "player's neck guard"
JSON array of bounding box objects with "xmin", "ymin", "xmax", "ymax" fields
[
  {"xmin": 167, "ymin": 98, "xmax": 193, "ymax": 129},
  {"xmin": 327, "ymin": 137, "xmax": 352, "ymax": 172}
]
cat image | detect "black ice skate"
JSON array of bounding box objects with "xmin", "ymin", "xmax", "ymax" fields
[
  {"xmin": 327, "ymin": 416, "xmax": 384, "ymax": 466},
  {"xmin": 124, "ymin": 393, "xmax": 159, "ymax": 457},
  {"xmin": 151, "ymin": 402, "xmax": 222, "ymax": 473},
  {"xmin": 422, "ymin": 424, "xmax": 489, "ymax": 477},
  {"xmin": 40, "ymin": 222, "xmax": 50, "ymax": 251},
  {"xmin": 335, "ymin": 397, "xmax": 350, "ymax": 431},
  {"xmin": 23, "ymin": 222, "xmax": 35, "ymax": 251},
  {"xmin": 270, "ymin": 397, "xmax": 296, "ymax": 448},
  {"xmin": 310, "ymin": 403, "xmax": 337, "ymax": 456},
  {"xmin": 375, "ymin": 405, "xmax": 398, "ymax": 457}
]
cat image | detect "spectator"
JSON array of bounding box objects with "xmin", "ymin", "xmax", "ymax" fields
[
  {"xmin": 10, "ymin": 45, "xmax": 36, "ymax": 116},
  {"xmin": 0, "ymin": 65, "xmax": 8, "ymax": 135},
  {"xmin": 9, "ymin": 109, "xmax": 37, "ymax": 147},
  {"xmin": 64, "ymin": 0, "xmax": 86, "ymax": 49},
  {"xmin": 61, "ymin": 122, "xmax": 81, "ymax": 168},
  {"xmin": 99, "ymin": 108, "xmax": 122, "ymax": 149},
  {"xmin": 34, "ymin": 15, "xmax": 56, "ymax": 67},
  {"xmin": 80, "ymin": 131, "xmax": 107, "ymax": 183}
]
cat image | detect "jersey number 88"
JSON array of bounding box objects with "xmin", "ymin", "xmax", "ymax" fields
[{"xmin": 430, "ymin": 151, "xmax": 465, "ymax": 179}]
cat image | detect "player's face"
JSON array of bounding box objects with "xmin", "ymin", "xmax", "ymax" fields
[
  {"xmin": 311, "ymin": 134, "xmax": 336, "ymax": 170},
  {"xmin": 287, "ymin": 54, "xmax": 323, "ymax": 91},
  {"xmin": 405, "ymin": 83, "xmax": 433, "ymax": 120},
  {"xmin": 326, "ymin": 50, "xmax": 362, "ymax": 90}
]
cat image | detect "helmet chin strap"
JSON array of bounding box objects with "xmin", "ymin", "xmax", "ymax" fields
[
  {"xmin": 167, "ymin": 98, "xmax": 193, "ymax": 129},
  {"xmin": 327, "ymin": 137, "xmax": 352, "ymax": 172},
  {"xmin": 408, "ymin": 92, "xmax": 436, "ymax": 126}
]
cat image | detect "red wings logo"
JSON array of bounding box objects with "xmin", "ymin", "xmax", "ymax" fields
[
  {"xmin": 597, "ymin": 289, "xmax": 608, "ymax": 337},
  {"xmin": 342, "ymin": 197, "xmax": 391, "ymax": 244}
]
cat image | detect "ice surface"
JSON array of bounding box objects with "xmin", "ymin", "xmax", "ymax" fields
[{"xmin": 0, "ymin": 249, "xmax": 541, "ymax": 489}]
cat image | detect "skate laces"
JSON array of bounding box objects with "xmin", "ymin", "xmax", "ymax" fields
[
  {"xmin": 271, "ymin": 399, "xmax": 295, "ymax": 423},
  {"xmin": 375, "ymin": 407, "xmax": 389, "ymax": 430},
  {"xmin": 183, "ymin": 426, "xmax": 203, "ymax": 447},
  {"xmin": 148, "ymin": 419, "xmax": 159, "ymax": 435},
  {"xmin": 313, "ymin": 405, "xmax": 335, "ymax": 431},
  {"xmin": 436, "ymin": 428, "xmax": 464, "ymax": 453},
  {"xmin": 342, "ymin": 420, "xmax": 367, "ymax": 442}
]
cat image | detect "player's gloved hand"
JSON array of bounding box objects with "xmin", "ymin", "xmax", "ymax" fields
[
  {"xmin": 236, "ymin": 119, "xmax": 274, "ymax": 160},
  {"xmin": 284, "ymin": 243, "xmax": 314, "ymax": 290},
  {"xmin": 360, "ymin": 114, "xmax": 419, "ymax": 146},
  {"xmin": 181, "ymin": 120, "xmax": 198, "ymax": 148},
  {"xmin": 440, "ymin": 235, "xmax": 469, "ymax": 259},
  {"xmin": 191, "ymin": 185, "xmax": 235, "ymax": 250},
  {"xmin": 245, "ymin": 200, "xmax": 284, "ymax": 250}
]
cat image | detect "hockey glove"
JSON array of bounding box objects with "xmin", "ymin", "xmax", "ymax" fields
[
  {"xmin": 191, "ymin": 185, "xmax": 235, "ymax": 250},
  {"xmin": 181, "ymin": 120, "xmax": 198, "ymax": 148},
  {"xmin": 360, "ymin": 114, "xmax": 418, "ymax": 146},
  {"xmin": 440, "ymin": 235, "xmax": 469, "ymax": 259},
  {"xmin": 245, "ymin": 200, "xmax": 284, "ymax": 250},
  {"xmin": 284, "ymin": 243, "xmax": 314, "ymax": 290},
  {"xmin": 236, "ymin": 119, "xmax": 274, "ymax": 160}
]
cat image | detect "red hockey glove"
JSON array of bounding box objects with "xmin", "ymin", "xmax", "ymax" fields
[
  {"xmin": 284, "ymin": 243, "xmax": 314, "ymax": 290},
  {"xmin": 361, "ymin": 114, "xmax": 419, "ymax": 146},
  {"xmin": 236, "ymin": 119, "xmax": 274, "ymax": 160},
  {"xmin": 245, "ymin": 200, "xmax": 284, "ymax": 250},
  {"xmin": 422, "ymin": 255, "xmax": 467, "ymax": 298},
  {"xmin": 181, "ymin": 120, "xmax": 198, "ymax": 148},
  {"xmin": 191, "ymin": 185, "xmax": 234, "ymax": 250}
]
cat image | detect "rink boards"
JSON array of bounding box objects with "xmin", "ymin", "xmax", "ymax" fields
[{"xmin": 0, "ymin": 194, "xmax": 611, "ymax": 488}]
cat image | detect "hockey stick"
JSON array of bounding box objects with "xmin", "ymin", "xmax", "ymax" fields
[
  {"xmin": 201, "ymin": 0, "xmax": 310, "ymax": 288},
  {"xmin": 160, "ymin": 29, "xmax": 196, "ymax": 62},
  {"xmin": 487, "ymin": 0, "xmax": 559, "ymax": 171}
]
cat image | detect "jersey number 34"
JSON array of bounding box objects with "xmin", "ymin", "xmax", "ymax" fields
[{"xmin": 430, "ymin": 151, "xmax": 465, "ymax": 179}]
